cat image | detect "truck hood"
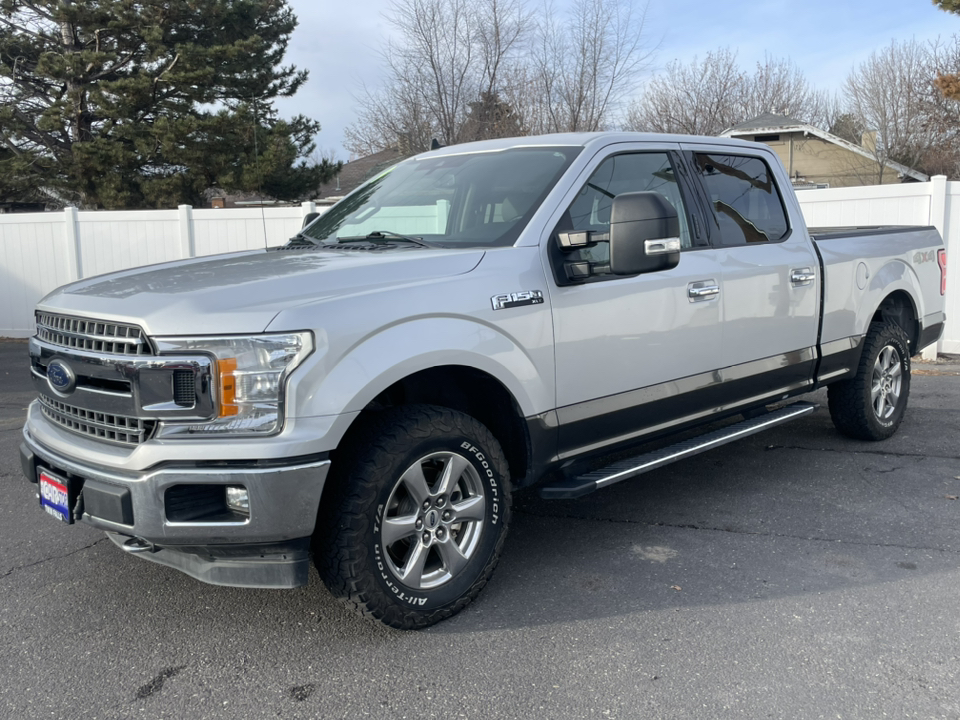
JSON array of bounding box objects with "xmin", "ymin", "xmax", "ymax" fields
[{"xmin": 38, "ymin": 247, "xmax": 485, "ymax": 335}]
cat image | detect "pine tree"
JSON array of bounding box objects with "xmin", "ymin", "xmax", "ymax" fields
[
  {"xmin": 0, "ymin": 0, "xmax": 339, "ymax": 208},
  {"xmin": 934, "ymin": 1, "xmax": 960, "ymax": 100},
  {"xmin": 460, "ymin": 91, "xmax": 524, "ymax": 143}
]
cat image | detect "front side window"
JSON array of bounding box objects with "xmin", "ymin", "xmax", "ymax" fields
[
  {"xmin": 299, "ymin": 147, "xmax": 580, "ymax": 248},
  {"xmin": 552, "ymin": 152, "xmax": 691, "ymax": 282},
  {"xmin": 694, "ymin": 153, "xmax": 789, "ymax": 246}
]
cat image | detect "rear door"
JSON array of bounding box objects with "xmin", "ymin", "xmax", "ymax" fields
[{"xmin": 680, "ymin": 144, "xmax": 820, "ymax": 399}]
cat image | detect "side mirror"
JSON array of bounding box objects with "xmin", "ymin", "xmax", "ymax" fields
[
  {"xmin": 302, "ymin": 212, "xmax": 320, "ymax": 229},
  {"xmin": 609, "ymin": 192, "xmax": 681, "ymax": 275}
]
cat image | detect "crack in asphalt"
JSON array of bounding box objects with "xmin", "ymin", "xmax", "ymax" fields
[
  {"xmin": 514, "ymin": 507, "xmax": 960, "ymax": 555},
  {"xmin": 0, "ymin": 537, "xmax": 108, "ymax": 581}
]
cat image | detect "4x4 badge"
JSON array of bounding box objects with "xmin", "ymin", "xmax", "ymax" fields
[{"xmin": 491, "ymin": 290, "xmax": 544, "ymax": 310}]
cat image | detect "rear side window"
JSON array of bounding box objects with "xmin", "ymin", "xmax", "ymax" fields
[{"xmin": 694, "ymin": 153, "xmax": 789, "ymax": 245}]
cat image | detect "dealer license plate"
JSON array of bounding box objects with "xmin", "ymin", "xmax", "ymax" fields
[{"xmin": 39, "ymin": 469, "xmax": 72, "ymax": 524}]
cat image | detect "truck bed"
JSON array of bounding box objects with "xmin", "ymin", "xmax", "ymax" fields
[{"xmin": 809, "ymin": 225, "xmax": 944, "ymax": 351}]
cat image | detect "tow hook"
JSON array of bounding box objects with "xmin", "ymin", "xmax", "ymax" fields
[{"xmin": 111, "ymin": 533, "xmax": 158, "ymax": 554}]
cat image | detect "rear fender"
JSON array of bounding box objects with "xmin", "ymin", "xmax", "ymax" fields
[{"xmin": 858, "ymin": 260, "xmax": 923, "ymax": 340}]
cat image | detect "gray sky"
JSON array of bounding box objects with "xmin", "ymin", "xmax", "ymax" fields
[{"xmin": 274, "ymin": 0, "xmax": 958, "ymax": 161}]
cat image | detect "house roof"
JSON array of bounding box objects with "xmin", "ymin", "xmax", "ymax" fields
[
  {"xmin": 726, "ymin": 112, "xmax": 808, "ymax": 132},
  {"xmin": 720, "ymin": 113, "xmax": 928, "ymax": 182},
  {"xmin": 317, "ymin": 147, "xmax": 407, "ymax": 203}
]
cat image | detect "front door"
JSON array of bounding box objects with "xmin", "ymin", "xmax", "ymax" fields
[{"xmin": 546, "ymin": 147, "xmax": 724, "ymax": 459}]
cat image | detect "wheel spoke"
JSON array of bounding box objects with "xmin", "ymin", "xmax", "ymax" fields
[
  {"xmin": 887, "ymin": 386, "xmax": 900, "ymax": 411},
  {"xmin": 871, "ymin": 381, "xmax": 882, "ymax": 406},
  {"xmin": 873, "ymin": 392, "xmax": 884, "ymax": 417},
  {"xmin": 400, "ymin": 462, "xmax": 431, "ymax": 507},
  {"xmin": 435, "ymin": 453, "xmax": 470, "ymax": 497},
  {"xmin": 398, "ymin": 540, "xmax": 430, "ymax": 587},
  {"xmin": 451, "ymin": 494, "xmax": 485, "ymax": 522},
  {"xmin": 889, "ymin": 362, "xmax": 902, "ymax": 380},
  {"xmin": 436, "ymin": 539, "xmax": 469, "ymax": 577},
  {"xmin": 879, "ymin": 347, "xmax": 891, "ymax": 372},
  {"xmin": 382, "ymin": 514, "xmax": 419, "ymax": 547}
]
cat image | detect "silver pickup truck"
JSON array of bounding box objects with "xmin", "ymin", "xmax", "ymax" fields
[{"xmin": 20, "ymin": 133, "xmax": 947, "ymax": 628}]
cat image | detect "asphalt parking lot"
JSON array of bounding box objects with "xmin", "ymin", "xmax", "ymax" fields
[{"xmin": 2, "ymin": 337, "xmax": 959, "ymax": 719}]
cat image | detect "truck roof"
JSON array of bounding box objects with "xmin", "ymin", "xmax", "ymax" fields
[{"xmin": 420, "ymin": 132, "xmax": 765, "ymax": 157}]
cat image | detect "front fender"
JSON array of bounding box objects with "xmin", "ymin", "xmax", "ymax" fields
[{"xmin": 290, "ymin": 315, "xmax": 553, "ymax": 431}]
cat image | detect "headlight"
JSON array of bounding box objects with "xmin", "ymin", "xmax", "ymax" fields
[{"xmin": 155, "ymin": 332, "xmax": 313, "ymax": 437}]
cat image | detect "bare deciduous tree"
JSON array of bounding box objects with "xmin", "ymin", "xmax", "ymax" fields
[
  {"xmin": 842, "ymin": 39, "xmax": 938, "ymax": 182},
  {"xmin": 743, "ymin": 56, "xmax": 836, "ymax": 128},
  {"xmin": 527, "ymin": 0, "xmax": 656, "ymax": 133},
  {"xmin": 345, "ymin": 0, "xmax": 530, "ymax": 155},
  {"xmin": 622, "ymin": 48, "xmax": 744, "ymax": 135},
  {"xmin": 623, "ymin": 49, "xmax": 834, "ymax": 136},
  {"xmin": 344, "ymin": 0, "xmax": 655, "ymax": 155}
]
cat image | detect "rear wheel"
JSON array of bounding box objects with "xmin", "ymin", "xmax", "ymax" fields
[
  {"xmin": 315, "ymin": 405, "xmax": 511, "ymax": 629},
  {"xmin": 828, "ymin": 321, "xmax": 911, "ymax": 441}
]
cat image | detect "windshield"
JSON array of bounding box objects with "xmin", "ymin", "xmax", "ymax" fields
[{"xmin": 300, "ymin": 146, "xmax": 581, "ymax": 248}]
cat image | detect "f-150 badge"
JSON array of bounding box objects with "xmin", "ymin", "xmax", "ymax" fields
[{"xmin": 491, "ymin": 290, "xmax": 544, "ymax": 310}]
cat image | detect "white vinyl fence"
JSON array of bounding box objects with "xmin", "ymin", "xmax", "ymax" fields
[
  {"xmin": 0, "ymin": 202, "xmax": 322, "ymax": 337},
  {"xmin": 1, "ymin": 179, "xmax": 958, "ymax": 355}
]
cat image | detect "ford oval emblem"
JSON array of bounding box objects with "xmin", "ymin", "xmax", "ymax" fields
[{"xmin": 47, "ymin": 359, "xmax": 76, "ymax": 395}]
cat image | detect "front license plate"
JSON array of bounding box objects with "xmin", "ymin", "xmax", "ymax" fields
[{"xmin": 39, "ymin": 470, "xmax": 72, "ymax": 524}]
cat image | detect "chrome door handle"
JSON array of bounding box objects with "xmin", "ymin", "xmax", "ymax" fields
[
  {"xmin": 791, "ymin": 268, "xmax": 815, "ymax": 285},
  {"xmin": 688, "ymin": 284, "xmax": 720, "ymax": 298},
  {"xmin": 644, "ymin": 237, "xmax": 681, "ymax": 255}
]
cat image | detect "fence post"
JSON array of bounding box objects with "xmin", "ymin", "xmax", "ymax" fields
[
  {"xmin": 178, "ymin": 204, "xmax": 195, "ymax": 259},
  {"xmin": 63, "ymin": 206, "xmax": 82, "ymax": 281},
  {"xmin": 921, "ymin": 176, "xmax": 948, "ymax": 360},
  {"xmin": 300, "ymin": 200, "xmax": 316, "ymax": 222}
]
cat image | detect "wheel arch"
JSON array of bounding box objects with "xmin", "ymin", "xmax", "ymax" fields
[
  {"xmin": 333, "ymin": 365, "xmax": 535, "ymax": 489},
  {"xmin": 292, "ymin": 316, "xmax": 553, "ymax": 486},
  {"xmin": 855, "ymin": 258, "xmax": 924, "ymax": 354},
  {"xmin": 870, "ymin": 289, "xmax": 920, "ymax": 353}
]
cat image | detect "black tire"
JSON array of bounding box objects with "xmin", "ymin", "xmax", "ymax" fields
[
  {"xmin": 828, "ymin": 321, "xmax": 911, "ymax": 441},
  {"xmin": 314, "ymin": 404, "xmax": 512, "ymax": 629}
]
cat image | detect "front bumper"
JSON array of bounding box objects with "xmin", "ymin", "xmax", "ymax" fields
[{"xmin": 21, "ymin": 426, "xmax": 330, "ymax": 588}]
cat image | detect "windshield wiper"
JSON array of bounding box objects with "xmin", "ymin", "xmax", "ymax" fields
[
  {"xmin": 286, "ymin": 231, "xmax": 321, "ymax": 246},
  {"xmin": 338, "ymin": 231, "xmax": 443, "ymax": 248}
]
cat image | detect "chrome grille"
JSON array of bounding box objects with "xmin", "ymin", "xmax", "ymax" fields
[
  {"xmin": 36, "ymin": 312, "xmax": 152, "ymax": 356},
  {"xmin": 38, "ymin": 394, "xmax": 156, "ymax": 446}
]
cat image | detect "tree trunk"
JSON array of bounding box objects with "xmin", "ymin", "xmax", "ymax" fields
[{"xmin": 60, "ymin": 16, "xmax": 91, "ymax": 143}]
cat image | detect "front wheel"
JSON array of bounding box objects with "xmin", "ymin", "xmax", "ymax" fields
[
  {"xmin": 828, "ymin": 321, "xmax": 911, "ymax": 441},
  {"xmin": 314, "ymin": 405, "xmax": 511, "ymax": 629}
]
